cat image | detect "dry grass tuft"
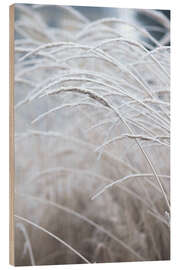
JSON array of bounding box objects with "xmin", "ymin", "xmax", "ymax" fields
[{"xmin": 14, "ymin": 4, "xmax": 170, "ymax": 266}]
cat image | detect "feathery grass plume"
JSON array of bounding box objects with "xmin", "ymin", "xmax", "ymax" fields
[{"xmin": 14, "ymin": 4, "xmax": 170, "ymax": 266}]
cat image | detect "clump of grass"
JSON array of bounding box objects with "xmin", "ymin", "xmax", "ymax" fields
[{"xmin": 14, "ymin": 4, "xmax": 170, "ymax": 266}]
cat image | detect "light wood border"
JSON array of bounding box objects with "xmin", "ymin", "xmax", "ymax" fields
[{"xmin": 9, "ymin": 4, "xmax": 15, "ymax": 266}]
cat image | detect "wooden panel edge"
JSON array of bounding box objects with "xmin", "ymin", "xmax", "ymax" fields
[{"xmin": 9, "ymin": 4, "xmax": 15, "ymax": 266}]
